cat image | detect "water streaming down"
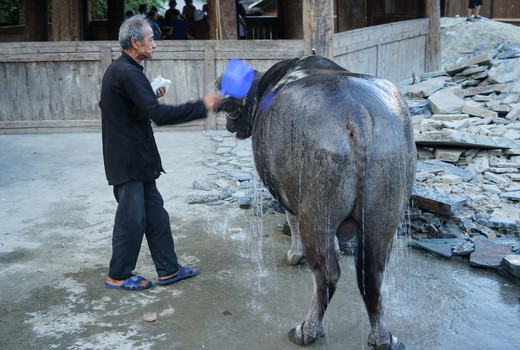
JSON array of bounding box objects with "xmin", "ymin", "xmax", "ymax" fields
[
  {"xmin": 382, "ymin": 208, "xmax": 414, "ymax": 317},
  {"xmin": 211, "ymin": 182, "xmax": 518, "ymax": 348},
  {"xmin": 245, "ymin": 170, "xmax": 268, "ymax": 314},
  {"xmin": 383, "ymin": 132, "xmax": 416, "ymax": 308},
  {"xmin": 199, "ymin": 124, "xmax": 520, "ymax": 349}
]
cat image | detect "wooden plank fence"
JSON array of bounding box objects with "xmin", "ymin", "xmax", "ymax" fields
[
  {"xmin": 0, "ymin": 40, "xmax": 304, "ymax": 133},
  {"xmin": 0, "ymin": 19, "xmax": 430, "ymax": 133},
  {"xmin": 334, "ymin": 18, "xmax": 429, "ymax": 83}
]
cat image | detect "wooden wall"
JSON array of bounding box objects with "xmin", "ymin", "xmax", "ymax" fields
[
  {"xmin": 369, "ymin": 0, "xmax": 426, "ymax": 25},
  {"xmin": 335, "ymin": 0, "xmax": 427, "ymax": 31},
  {"xmin": 0, "ymin": 20, "xmax": 430, "ymax": 133},
  {"xmin": 333, "ymin": 18, "xmax": 429, "ymax": 83},
  {"xmin": 0, "ymin": 40, "xmax": 304, "ymax": 133}
]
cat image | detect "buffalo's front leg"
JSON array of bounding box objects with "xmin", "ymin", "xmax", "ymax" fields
[
  {"xmin": 288, "ymin": 217, "xmax": 339, "ymax": 345},
  {"xmin": 285, "ymin": 211, "xmax": 305, "ymax": 265}
]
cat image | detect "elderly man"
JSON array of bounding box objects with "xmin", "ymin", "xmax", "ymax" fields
[{"xmin": 100, "ymin": 16, "xmax": 221, "ymax": 290}]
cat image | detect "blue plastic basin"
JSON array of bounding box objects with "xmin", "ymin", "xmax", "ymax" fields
[{"xmin": 221, "ymin": 58, "xmax": 254, "ymax": 98}]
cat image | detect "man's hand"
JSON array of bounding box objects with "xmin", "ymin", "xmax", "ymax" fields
[
  {"xmin": 156, "ymin": 87, "xmax": 167, "ymax": 98},
  {"xmin": 203, "ymin": 92, "xmax": 223, "ymax": 111}
]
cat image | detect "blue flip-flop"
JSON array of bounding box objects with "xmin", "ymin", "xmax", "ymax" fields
[
  {"xmin": 157, "ymin": 265, "xmax": 199, "ymax": 285},
  {"xmin": 105, "ymin": 275, "xmax": 152, "ymax": 291}
]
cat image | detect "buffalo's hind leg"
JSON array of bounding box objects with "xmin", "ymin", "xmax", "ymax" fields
[
  {"xmin": 287, "ymin": 217, "xmax": 340, "ymax": 345},
  {"xmin": 285, "ymin": 211, "xmax": 305, "ymax": 265},
  {"xmin": 357, "ymin": 220, "xmax": 406, "ymax": 350}
]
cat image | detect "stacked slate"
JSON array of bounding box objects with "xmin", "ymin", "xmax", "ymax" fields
[
  {"xmin": 497, "ymin": 255, "xmax": 520, "ymax": 286},
  {"xmin": 400, "ymin": 40, "xmax": 520, "ymax": 243}
]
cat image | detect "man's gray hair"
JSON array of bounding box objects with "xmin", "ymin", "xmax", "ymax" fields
[{"xmin": 118, "ymin": 15, "xmax": 149, "ymax": 50}]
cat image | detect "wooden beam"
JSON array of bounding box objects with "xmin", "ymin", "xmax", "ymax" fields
[
  {"xmin": 107, "ymin": 0, "xmax": 124, "ymax": 40},
  {"xmin": 204, "ymin": 41, "xmax": 217, "ymax": 129},
  {"xmin": 81, "ymin": 0, "xmax": 91, "ymax": 40},
  {"xmin": 51, "ymin": 0, "xmax": 81, "ymax": 41},
  {"xmin": 24, "ymin": 0, "xmax": 48, "ymax": 41},
  {"xmin": 426, "ymin": 0, "xmax": 441, "ymax": 72},
  {"xmin": 336, "ymin": 0, "xmax": 367, "ymax": 32},
  {"xmin": 208, "ymin": 0, "xmax": 237, "ymax": 40},
  {"xmin": 302, "ymin": 0, "xmax": 334, "ymax": 58},
  {"xmin": 281, "ymin": 0, "xmax": 303, "ymax": 39}
]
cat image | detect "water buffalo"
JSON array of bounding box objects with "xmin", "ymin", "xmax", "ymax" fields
[{"xmin": 218, "ymin": 55, "xmax": 416, "ymax": 349}]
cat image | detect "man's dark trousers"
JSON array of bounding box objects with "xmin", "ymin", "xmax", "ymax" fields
[{"xmin": 109, "ymin": 180, "xmax": 179, "ymax": 280}]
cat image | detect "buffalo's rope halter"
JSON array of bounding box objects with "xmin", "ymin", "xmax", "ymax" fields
[{"xmin": 225, "ymin": 96, "xmax": 246, "ymax": 120}]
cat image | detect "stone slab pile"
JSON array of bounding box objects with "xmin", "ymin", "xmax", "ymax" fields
[
  {"xmin": 399, "ymin": 41, "xmax": 520, "ymax": 232},
  {"xmin": 498, "ymin": 254, "xmax": 520, "ymax": 285},
  {"xmin": 400, "ymin": 40, "xmax": 520, "ymax": 284}
]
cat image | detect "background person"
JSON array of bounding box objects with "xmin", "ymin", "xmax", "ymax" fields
[
  {"xmin": 151, "ymin": 5, "xmax": 166, "ymax": 29},
  {"xmin": 138, "ymin": 3, "xmax": 148, "ymax": 16},
  {"xmin": 182, "ymin": 0, "xmax": 196, "ymax": 22},
  {"xmin": 183, "ymin": 9, "xmax": 209, "ymax": 40},
  {"xmin": 146, "ymin": 10, "xmax": 162, "ymax": 40},
  {"xmin": 166, "ymin": 9, "xmax": 188, "ymax": 40},
  {"xmin": 99, "ymin": 16, "xmax": 221, "ymax": 291},
  {"xmin": 236, "ymin": 0, "xmax": 247, "ymax": 39},
  {"xmin": 467, "ymin": 0, "xmax": 483, "ymax": 21}
]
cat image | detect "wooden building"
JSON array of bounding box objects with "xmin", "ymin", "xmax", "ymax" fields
[
  {"xmin": 2, "ymin": 0, "xmax": 519, "ymax": 133},
  {"xmin": 14, "ymin": 0, "xmax": 520, "ymax": 43},
  {"xmin": 0, "ymin": 1, "xmax": 451, "ymax": 132},
  {"xmin": 19, "ymin": 1, "xmax": 433, "ymax": 43}
]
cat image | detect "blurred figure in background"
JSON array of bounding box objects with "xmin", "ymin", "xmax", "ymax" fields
[
  {"xmin": 151, "ymin": 5, "xmax": 166, "ymax": 29},
  {"xmin": 166, "ymin": 9, "xmax": 188, "ymax": 40},
  {"xmin": 182, "ymin": 0, "xmax": 196, "ymax": 22},
  {"xmin": 467, "ymin": 0, "xmax": 483, "ymax": 22},
  {"xmin": 236, "ymin": 0, "xmax": 247, "ymax": 39},
  {"xmin": 183, "ymin": 9, "xmax": 209, "ymax": 40},
  {"xmin": 146, "ymin": 10, "xmax": 162, "ymax": 40},
  {"xmin": 138, "ymin": 3, "xmax": 148, "ymax": 16}
]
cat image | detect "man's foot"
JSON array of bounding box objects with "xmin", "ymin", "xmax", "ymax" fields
[
  {"xmin": 159, "ymin": 271, "xmax": 179, "ymax": 281},
  {"xmin": 158, "ymin": 265, "xmax": 199, "ymax": 285},
  {"xmin": 474, "ymin": 15, "xmax": 482, "ymax": 19},
  {"xmin": 466, "ymin": 17, "xmax": 474, "ymax": 22},
  {"xmin": 106, "ymin": 275, "xmax": 151, "ymax": 289}
]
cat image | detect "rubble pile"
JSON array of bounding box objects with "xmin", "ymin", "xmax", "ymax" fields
[
  {"xmin": 397, "ymin": 19, "xmax": 520, "ymax": 282},
  {"xmin": 399, "ymin": 41, "xmax": 520, "ymax": 239}
]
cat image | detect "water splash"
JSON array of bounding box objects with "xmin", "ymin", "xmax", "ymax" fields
[{"xmin": 382, "ymin": 205, "xmax": 415, "ymax": 319}]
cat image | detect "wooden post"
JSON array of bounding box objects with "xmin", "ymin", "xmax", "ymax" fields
[
  {"xmin": 426, "ymin": 0, "xmax": 441, "ymax": 72},
  {"xmin": 208, "ymin": 0, "xmax": 237, "ymax": 40},
  {"xmin": 81, "ymin": 0, "xmax": 91, "ymax": 40},
  {"xmin": 281, "ymin": 0, "xmax": 303, "ymax": 39},
  {"xmin": 302, "ymin": 0, "xmax": 334, "ymax": 58},
  {"xmin": 204, "ymin": 42, "xmax": 217, "ymax": 129},
  {"xmin": 107, "ymin": 0, "xmax": 125, "ymax": 40},
  {"xmin": 24, "ymin": 0, "xmax": 48, "ymax": 41},
  {"xmin": 208, "ymin": 0, "xmax": 216, "ymax": 39},
  {"xmin": 51, "ymin": 0, "xmax": 81, "ymax": 41},
  {"xmin": 336, "ymin": 0, "xmax": 366, "ymax": 32}
]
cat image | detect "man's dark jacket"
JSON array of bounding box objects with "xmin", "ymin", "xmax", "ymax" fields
[{"xmin": 100, "ymin": 52, "xmax": 207, "ymax": 185}]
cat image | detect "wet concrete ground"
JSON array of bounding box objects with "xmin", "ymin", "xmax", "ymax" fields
[{"xmin": 1, "ymin": 131, "xmax": 519, "ymax": 350}]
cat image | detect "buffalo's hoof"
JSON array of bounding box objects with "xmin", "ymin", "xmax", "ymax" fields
[
  {"xmin": 288, "ymin": 323, "xmax": 324, "ymax": 346},
  {"xmin": 368, "ymin": 332, "xmax": 406, "ymax": 350},
  {"xmin": 285, "ymin": 250, "xmax": 306, "ymax": 265}
]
